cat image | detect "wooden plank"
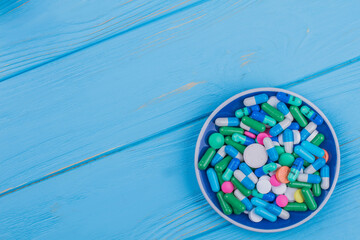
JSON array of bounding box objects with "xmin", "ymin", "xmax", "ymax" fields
[{"xmin": 0, "ymin": 58, "xmax": 359, "ymax": 239}]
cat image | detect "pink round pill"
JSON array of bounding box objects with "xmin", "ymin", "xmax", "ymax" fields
[
  {"xmin": 270, "ymin": 175, "xmax": 281, "ymax": 186},
  {"xmin": 221, "ymin": 181, "xmax": 234, "ymax": 193},
  {"xmin": 244, "ymin": 131, "xmax": 256, "ymax": 139},
  {"xmin": 256, "ymin": 132, "xmax": 270, "ymax": 145},
  {"xmin": 276, "ymin": 195, "xmax": 289, "ymax": 207}
]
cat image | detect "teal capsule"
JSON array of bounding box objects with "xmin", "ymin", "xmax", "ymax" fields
[
  {"xmin": 255, "ymin": 207, "xmax": 277, "ymax": 222},
  {"xmin": 207, "ymin": 168, "xmax": 220, "ymax": 192}
]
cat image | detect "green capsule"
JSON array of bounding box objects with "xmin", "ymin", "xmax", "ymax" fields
[
  {"xmin": 198, "ymin": 148, "xmax": 216, "ymax": 170},
  {"xmin": 275, "ymin": 146, "xmax": 285, "ymax": 155},
  {"xmin": 288, "ymin": 181, "xmax": 312, "ymax": 189},
  {"xmin": 225, "ymin": 136, "xmax": 246, "ymax": 153},
  {"xmin": 224, "ymin": 193, "xmax": 246, "ymax": 213},
  {"xmin": 235, "ymin": 107, "xmax": 251, "ymax": 118},
  {"xmin": 216, "ymin": 170, "xmax": 225, "ymax": 186},
  {"xmin": 284, "ymin": 202, "xmax": 308, "ymax": 211},
  {"xmin": 215, "ymin": 156, "xmax": 232, "ymax": 173},
  {"xmin": 263, "ymin": 162, "xmax": 277, "ymax": 173},
  {"xmin": 289, "ymin": 106, "xmax": 308, "ymax": 128},
  {"xmin": 301, "ymin": 188, "xmax": 317, "ymax": 210},
  {"xmin": 279, "ymin": 153, "xmax": 295, "ymax": 167},
  {"xmin": 312, "ymin": 172, "xmax": 321, "ymax": 197},
  {"xmin": 241, "ymin": 116, "xmax": 266, "ymax": 133},
  {"xmin": 311, "ymin": 133, "xmax": 325, "ymax": 146},
  {"xmin": 261, "ymin": 103, "xmax": 285, "ymax": 122},
  {"xmin": 217, "ymin": 191, "xmax": 233, "ymax": 215},
  {"xmin": 251, "ymin": 189, "xmax": 263, "ymax": 199},
  {"xmin": 219, "ymin": 127, "xmax": 244, "ymax": 136},
  {"xmin": 303, "ymin": 160, "xmax": 311, "ymax": 167},
  {"xmin": 233, "ymin": 207, "xmax": 243, "ymax": 215},
  {"xmin": 231, "ymin": 176, "xmax": 251, "ymax": 196}
]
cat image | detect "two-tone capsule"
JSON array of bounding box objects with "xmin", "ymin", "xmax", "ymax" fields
[
  {"xmin": 255, "ymin": 206, "xmax": 277, "ymax": 222},
  {"xmin": 211, "ymin": 146, "xmax": 226, "ymax": 166},
  {"xmin": 306, "ymin": 130, "xmax": 318, "ymax": 142},
  {"xmin": 263, "ymin": 137, "xmax": 279, "ymax": 162},
  {"xmin": 235, "ymin": 105, "xmax": 260, "ymax": 118},
  {"xmin": 288, "ymin": 122, "xmax": 300, "ymax": 130},
  {"xmin": 222, "ymin": 158, "xmax": 240, "ymax": 181},
  {"xmin": 244, "ymin": 94, "xmax": 269, "ymax": 106},
  {"xmin": 297, "ymin": 173, "xmax": 321, "ymax": 184},
  {"xmin": 300, "ymin": 106, "xmax": 324, "ymax": 125},
  {"xmin": 304, "ymin": 158, "xmax": 326, "ymax": 174},
  {"xmin": 240, "ymin": 122, "xmax": 260, "ymax": 135},
  {"xmin": 224, "ymin": 145, "xmax": 243, "ymax": 161},
  {"xmin": 287, "ymin": 158, "xmax": 304, "ymax": 182},
  {"xmin": 269, "ymin": 118, "xmax": 291, "ymax": 136},
  {"xmin": 250, "ymin": 111, "xmax": 277, "ymax": 127},
  {"xmin": 215, "ymin": 117, "xmax": 240, "ymax": 127},
  {"xmin": 300, "ymin": 122, "xmax": 317, "ymax": 141},
  {"xmin": 252, "ymin": 189, "xmax": 276, "ymax": 202},
  {"xmin": 277, "ymin": 102, "xmax": 294, "ymax": 121},
  {"xmin": 294, "ymin": 145, "xmax": 315, "ymax": 163},
  {"xmin": 321, "ymin": 165, "xmax": 330, "ymax": 190},
  {"xmin": 276, "ymin": 92, "xmax": 302, "ymax": 106},
  {"xmin": 239, "ymin": 163, "xmax": 258, "ymax": 184},
  {"xmin": 234, "ymin": 189, "xmax": 253, "ymax": 211},
  {"xmin": 207, "ymin": 168, "xmax": 220, "ymax": 192},
  {"xmin": 234, "ymin": 169, "xmax": 255, "ymax": 190},
  {"xmin": 301, "ymin": 141, "xmax": 325, "ymax": 158},
  {"xmin": 283, "ymin": 129, "xmax": 294, "ymax": 153},
  {"xmin": 232, "ymin": 133, "xmax": 255, "ymax": 146},
  {"xmin": 266, "ymin": 204, "xmax": 290, "ymax": 220},
  {"xmin": 254, "ymin": 163, "xmax": 277, "ymax": 177}
]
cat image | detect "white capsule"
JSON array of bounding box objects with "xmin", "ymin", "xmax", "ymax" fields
[
  {"xmin": 307, "ymin": 130, "xmax": 319, "ymax": 142},
  {"xmin": 248, "ymin": 172, "xmax": 259, "ymax": 184},
  {"xmin": 267, "ymin": 96, "xmax": 280, "ymax": 108},
  {"xmin": 234, "ymin": 189, "xmax": 246, "ymax": 201},
  {"xmin": 305, "ymin": 122, "xmax": 317, "ymax": 134},
  {"xmin": 285, "ymin": 113, "xmax": 294, "ymax": 122},
  {"xmin": 293, "ymin": 130, "xmax": 301, "ymax": 144},
  {"xmin": 263, "ymin": 137, "xmax": 275, "ymax": 150},
  {"xmin": 285, "ymin": 187, "xmax": 297, "ymax": 202},
  {"xmin": 271, "ymin": 183, "xmax": 287, "ymax": 195},
  {"xmin": 279, "ymin": 209, "xmax": 290, "ymax": 220},
  {"xmin": 321, "ymin": 177, "xmax": 330, "ymax": 190},
  {"xmin": 234, "ymin": 169, "xmax": 246, "ymax": 181},
  {"xmin": 304, "ymin": 165, "xmax": 316, "ymax": 174},
  {"xmin": 240, "ymin": 122, "xmax": 251, "ymax": 131},
  {"xmin": 249, "ymin": 208, "xmax": 263, "ymax": 222},
  {"xmin": 278, "ymin": 134, "xmax": 284, "ymax": 146},
  {"xmin": 256, "ymin": 179, "xmax": 271, "ymax": 194},
  {"xmin": 235, "ymin": 152, "xmax": 244, "ymax": 162}
]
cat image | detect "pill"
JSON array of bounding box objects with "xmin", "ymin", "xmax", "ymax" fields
[
  {"xmin": 301, "ymin": 188, "xmax": 317, "ymax": 210},
  {"xmin": 255, "ymin": 206, "xmax": 277, "ymax": 222},
  {"xmin": 255, "ymin": 162, "xmax": 277, "ymax": 177},
  {"xmin": 306, "ymin": 130, "xmax": 318, "ymax": 142},
  {"xmin": 293, "ymin": 130, "xmax": 301, "ymax": 144},
  {"xmin": 224, "ymin": 193, "xmax": 246, "ymax": 213},
  {"xmin": 275, "ymin": 146, "xmax": 285, "ymax": 156},
  {"xmin": 294, "ymin": 145, "xmax": 315, "ymax": 163},
  {"xmin": 211, "ymin": 145, "xmax": 227, "ymax": 166},
  {"xmin": 244, "ymin": 131, "xmax": 256, "ymax": 139},
  {"xmin": 297, "ymin": 173, "xmax": 321, "ymax": 184},
  {"xmin": 207, "ymin": 168, "xmax": 220, "ymax": 192},
  {"xmin": 222, "ymin": 158, "xmax": 240, "ymax": 181},
  {"xmin": 279, "ymin": 153, "xmax": 295, "ymax": 167},
  {"xmin": 270, "ymin": 175, "xmax": 281, "ymax": 186},
  {"xmin": 277, "ymin": 102, "xmax": 294, "ymax": 121},
  {"xmin": 224, "ymin": 145, "xmax": 243, "ymax": 161},
  {"xmin": 304, "ymin": 158, "xmax": 326, "ymax": 174},
  {"xmin": 215, "ymin": 156, "xmax": 232, "ymax": 173},
  {"xmin": 288, "ymin": 181, "xmax": 312, "ymax": 189},
  {"xmin": 283, "ymin": 129, "xmax": 294, "ymax": 153},
  {"xmin": 311, "ymin": 133, "xmax": 325, "ymax": 146},
  {"xmin": 239, "ymin": 163, "xmax": 258, "ymax": 184},
  {"xmin": 216, "ymin": 170, "xmax": 224, "ymax": 186},
  {"xmin": 256, "ymin": 179, "xmax": 272, "ymax": 194},
  {"xmin": 272, "ymin": 183, "xmax": 287, "ymax": 195},
  {"xmin": 300, "ymin": 122, "xmax": 317, "ymax": 142},
  {"xmin": 250, "ymin": 111, "xmax": 277, "ymax": 127},
  {"xmin": 323, "ymin": 149, "xmax": 329, "ymax": 162},
  {"xmin": 287, "ymin": 158, "xmax": 304, "ymax": 182},
  {"xmin": 231, "ymin": 176, "xmax": 251, "ymax": 197},
  {"xmin": 267, "ymin": 96, "xmax": 280, "ymax": 108},
  {"xmin": 259, "ymin": 175, "xmax": 270, "ymax": 181},
  {"xmin": 267, "ymin": 203, "xmax": 290, "ymax": 220},
  {"xmin": 232, "ymin": 133, "xmax": 255, "ymax": 146},
  {"xmin": 251, "ymin": 197, "xmax": 269, "ymax": 208},
  {"xmin": 320, "ymin": 165, "xmax": 330, "ymax": 190},
  {"xmin": 215, "ymin": 117, "xmax": 240, "ymax": 127},
  {"xmin": 288, "ymin": 122, "xmax": 300, "ymax": 130},
  {"xmin": 263, "ymin": 137, "xmax": 279, "ymax": 162},
  {"xmin": 244, "ymin": 94, "xmax": 269, "ymax": 106},
  {"xmin": 234, "ymin": 170, "xmax": 255, "ymax": 190},
  {"xmin": 312, "ymin": 172, "xmax": 322, "ymax": 197},
  {"xmin": 249, "ymin": 208, "xmax": 263, "ymax": 222},
  {"xmin": 221, "ymin": 181, "xmax": 234, "ymax": 193},
  {"xmin": 234, "ymin": 189, "xmax": 253, "ymax": 211},
  {"xmin": 261, "ymin": 103, "xmax": 285, "ymax": 122},
  {"xmin": 276, "ymin": 195, "xmax": 289, "ymax": 208},
  {"xmin": 225, "ymin": 136, "xmax": 246, "ymax": 154},
  {"xmin": 294, "ymin": 189, "xmax": 305, "ymax": 203},
  {"xmin": 276, "ymin": 166, "xmax": 290, "ymax": 183},
  {"xmin": 301, "ymin": 140, "xmax": 324, "ymax": 158},
  {"xmin": 284, "ymin": 202, "xmax": 308, "ymax": 211},
  {"xmin": 240, "ymin": 122, "xmax": 260, "ymax": 135},
  {"xmin": 300, "ymin": 105, "xmax": 324, "ymax": 125},
  {"xmin": 235, "ymin": 105, "xmax": 260, "ymax": 118},
  {"xmin": 290, "ymin": 106, "xmax": 308, "ymax": 128},
  {"xmin": 219, "ymin": 127, "xmax": 244, "ymax": 136},
  {"xmin": 241, "ymin": 116, "xmax": 266, "ymax": 133},
  {"xmin": 256, "ymin": 132, "xmax": 270, "ymax": 145},
  {"xmin": 243, "ymin": 143, "xmax": 268, "ymax": 168},
  {"xmin": 252, "ymin": 189, "xmax": 276, "ymax": 202},
  {"xmin": 198, "ymin": 148, "xmax": 216, "ymax": 170},
  {"xmin": 285, "ymin": 187, "xmax": 298, "ymax": 202},
  {"xmin": 217, "ymin": 191, "xmax": 233, "ymax": 215},
  {"xmin": 269, "ymin": 118, "xmax": 291, "ymax": 137}
]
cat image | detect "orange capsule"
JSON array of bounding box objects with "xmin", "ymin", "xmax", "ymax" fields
[{"xmin": 276, "ymin": 166, "xmax": 290, "ymax": 183}]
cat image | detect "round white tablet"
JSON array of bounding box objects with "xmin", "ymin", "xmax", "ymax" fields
[
  {"xmin": 244, "ymin": 144, "xmax": 268, "ymax": 168},
  {"xmin": 259, "ymin": 175, "xmax": 270, "ymax": 181},
  {"xmin": 249, "ymin": 208, "xmax": 263, "ymax": 222},
  {"xmin": 285, "ymin": 187, "xmax": 297, "ymax": 202},
  {"xmin": 256, "ymin": 179, "xmax": 271, "ymax": 194},
  {"xmin": 272, "ymin": 183, "xmax": 287, "ymax": 195}
]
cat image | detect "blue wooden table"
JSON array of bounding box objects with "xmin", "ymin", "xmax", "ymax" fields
[{"xmin": 1, "ymin": 1, "xmax": 360, "ymax": 239}]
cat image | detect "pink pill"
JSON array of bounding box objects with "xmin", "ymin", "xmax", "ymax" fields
[
  {"xmin": 276, "ymin": 195, "xmax": 288, "ymax": 207},
  {"xmin": 244, "ymin": 131, "xmax": 256, "ymax": 139},
  {"xmin": 270, "ymin": 175, "xmax": 281, "ymax": 186},
  {"xmin": 256, "ymin": 132, "xmax": 270, "ymax": 145},
  {"xmin": 221, "ymin": 181, "xmax": 234, "ymax": 193}
]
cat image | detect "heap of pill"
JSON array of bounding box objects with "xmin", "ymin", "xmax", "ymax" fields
[{"xmin": 198, "ymin": 92, "xmax": 330, "ymax": 223}]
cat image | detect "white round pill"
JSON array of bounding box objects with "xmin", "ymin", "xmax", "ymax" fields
[
  {"xmin": 259, "ymin": 175, "xmax": 270, "ymax": 181},
  {"xmin": 249, "ymin": 208, "xmax": 263, "ymax": 222},
  {"xmin": 256, "ymin": 179, "xmax": 271, "ymax": 194},
  {"xmin": 272, "ymin": 183, "xmax": 287, "ymax": 195},
  {"xmin": 285, "ymin": 187, "xmax": 297, "ymax": 202},
  {"xmin": 244, "ymin": 144, "xmax": 268, "ymax": 168}
]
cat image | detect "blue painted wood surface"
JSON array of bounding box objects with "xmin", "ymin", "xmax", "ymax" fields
[{"xmin": 1, "ymin": 0, "xmax": 360, "ymax": 239}]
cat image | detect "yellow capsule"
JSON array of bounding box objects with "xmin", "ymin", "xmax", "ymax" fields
[{"xmin": 294, "ymin": 189, "xmax": 304, "ymax": 203}]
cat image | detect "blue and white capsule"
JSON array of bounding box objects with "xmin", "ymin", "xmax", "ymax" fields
[
  {"xmin": 277, "ymin": 102, "xmax": 294, "ymax": 121},
  {"xmin": 240, "ymin": 122, "xmax": 260, "ymax": 135},
  {"xmin": 276, "ymin": 92, "xmax": 302, "ymax": 106},
  {"xmin": 235, "ymin": 105, "xmax": 260, "ymax": 118},
  {"xmin": 211, "ymin": 145, "xmax": 226, "ymax": 166},
  {"xmin": 263, "ymin": 137, "xmax": 279, "ymax": 162},
  {"xmin": 287, "ymin": 158, "xmax": 304, "ymax": 182},
  {"xmin": 297, "ymin": 173, "xmax": 321, "ymax": 184},
  {"xmin": 304, "ymin": 158, "xmax": 326, "ymax": 174},
  {"xmin": 288, "ymin": 122, "xmax": 300, "ymax": 130},
  {"xmin": 293, "ymin": 130, "xmax": 301, "ymax": 144},
  {"xmin": 215, "ymin": 117, "xmax": 240, "ymax": 127},
  {"xmin": 252, "ymin": 189, "xmax": 276, "ymax": 202},
  {"xmin": 283, "ymin": 129, "xmax": 294, "ymax": 153},
  {"xmin": 267, "ymin": 96, "xmax": 280, "ymax": 108},
  {"xmin": 234, "ymin": 169, "xmax": 255, "ymax": 190},
  {"xmin": 301, "ymin": 105, "xmax": 324, "ymax": 125},
  {"xmin": 321, "ymin": 165, "xmax": 330, "ymax": 190},
  {"xmin": 232, "ymin": 133, "xmax": 255, "ymax": 146},
  {"xmin": 251, "ymin": 197, "xmax": 269, "ymax": 208},
  {"xmin": 294, "ymin": 145, "xmax": 315, "ymax": 163},
  {"xmin": 222, "ymin": 158, "xmax": 240, "ymax": 181},
  {"xmin": 306, "ymin": 130, "xmax": 319, "ymax": 142},
  {"xmin": 234, "ymin": 189, "xmax": 253, "ymax": 211},
  {"xmin": 269, "ymin": 118, "xmax": 291, "ymax": 136},
  {"xmin": 244, "ymin": 94, "xmax": 269, "ymax": 106},
  {"xmin": 266, "ymin": 204, "xmax": 290, "ymax": 220},
  {"xmin": 301, "ymin": 141, "xmax": 325, "ymax": 157},
  {"xmin": 300, "ymin": 122, "xmax": 317, "ymax": 141},
  {"xmin": 255, "ymin": 206, "xmax": 277, "ymax": 222},
  {"xmin": 224, "ymin": 145, "xmax": 243, "ymax": 161},
  {"xmin": 239, "ymin": 163, "xmax": 258, "ymax": 184},
  {"xmin": 206, "ymin": 168, "xmax": 220, "ymax": 192},
  {"xmin": 250, "ymin": 111, "xmax": 277, "ymax": 127}
]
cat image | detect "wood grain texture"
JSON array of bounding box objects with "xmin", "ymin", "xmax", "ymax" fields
[{"xmin": 1, "ymin": 0, "xmax": 360, "ymax": 239}]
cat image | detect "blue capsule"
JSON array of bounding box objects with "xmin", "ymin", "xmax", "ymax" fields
[
  {"xmin": 288, "ymin": 158, "xmax": 304, "ymax": 182},
  {"xmin": 277, "ymin": 102, "xmax": 293, "ymax": 121},
  {"xmin": 211, "ymin": 146, "xmax": 226, "ymax": 166},
  {"xmin": 235, "ymin": 105, "xmax": 261, "ymax": 118},
  {"xmin": 234, "ymin": 170, "xmax": 255, "ymax": 190},
  {"xmin": 263, "ymin": 137, "xmax": 279, "ymax": 162},
  {"xmin": 297, "ymin": 173, "xmax": 321, "ymax": 184},
  {"xmin": 301, "ymin": 106, "xmax": 324, "ymax": 125},
  {"xmin": 232, "ymin": 133, "xmax": 255, "ymax": 146},
  {"xmin": 321, "ymin": 165, "xmax": 330, "ymax": 190},
  {"xmin": 252, "ymin": 189, "xmax": 276, "ymax": 202},
  {"xmin": 240, "ymin": 122, "xmax": 259, "ymax": 135},
  {"xmin": 222, "ymin": 158, "xmax": 240, "ymax": 181},
  {"xmin": 215, "ymin": 117, "xmax": 240, "ymax": 127},
  {"xmin": 269, "ymin": 118, "xmax": 291, "ymax": 136},
  {"xmin": 301, "ymin": 141, "xmax": 325, "ymax": 158},
  {"xmin": 206, "ymin": 168, "xmax": 220, "ymax": 192},
  {"xmin": 276, "ymin": 92, "xmax": 302, "ymax": 106},
  {"xmin": 300, "ymin": 122, "xmax": 317, "ymax": 141},
  {"xmin": 251, "ymin": 197, "xmax": 269, "ymax": 208},
  {"xmin": 266, "ymin": 204, "xmax": 290, "ymax": 220},
  {"xmin": 255, "ymin": 206, "xmax": 277, "ymax": 222},
  {"xmin": 224, "ymin": 145, "xmax": 242, "ymax": 160},
  {"xmin": 234, "ymin": 189, "xmax": 253, "ymax": 211},
  {"xmin": 294, "ymin": 145, "xmax": 315, "ymax": 163},
  {"xmin": 283, "ymin": 129, "xmax": 294, "ymax": 153},
  {"xmin": 288, "ymin": 122, "xmax": 300, "ymax": 130},
  {"xmin": 244, "ymin": 94, "xmax": 269, "ymax": 106},
  {"xmin": 239, "ymin": 163, "xmax": 258, "ymax": 184},
  {"xmin": 304, "ymin": 158, "xmax": 326, "ymax": 174},
  {"xmin": 250, "ymin": 111, "xmax": 277, "ymax": 127},
  {"xmin": 254, "ymin": 163, "xmax": 277, "ymax": 177}
]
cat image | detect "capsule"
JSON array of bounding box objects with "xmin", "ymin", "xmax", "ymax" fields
[
  {"xmin": 304, "ymin": 158, "xmax": 326, "ymax": 174},
  {"xmin": 219, "ymin": 127, "xmax": 244, "ymax": 136},
  {"xmin": 300, "ymin": 105, "xmax": 324, "ymax": 125},
  {"xmin": 239, "ymin": 163, "xmax": 258, "ymax": 184},
  {"xmin": 211, "ymin": 146, "xmax": 226, "ymax": 166},
  {"xmin": 234, "ymin": 170, "xmax": 255, "ymax": 190},
  {"xmin": 294, "ymin": 145, "xmax": 315, "ymax": 163},
  {"xmin": 217, "ymin": 191, "xmax": 233, "ymax": 215},
  {"xmin": 252, "ymin": 189, "xmax": 276, "ymax": 202},
  {"xmin": 241, "ymin": 116, "xmax": 266, "ymax": 133},
  {"xmin": 225, "ymin": 136, "xmax": 246, "ymax": 154},
  {"xmin": 216, "ymin": 169, "xmax": 224, "ymax": 186},
  {"xmin": 300, "ymin": 122, "xmax": 317, "ymax": 141},
  {"xmin": 266, "ymin": 204, "xmax": 290, "ymax": 220},
  {"xmin": 277, "ymin": 102, "xmax": 294, "ymax": 121},
  {"xmin": 207, "ymin": 168, "xmax": 220, "ymax": 192},
  {"xmin": 215, "ymin": 156, "xmax": 232, "ymax": 173},
  {"xmin": 297, "ymin": 173, "xmax": 321, "ymax": 184},
  {"xmin": 250, "ymin": 111, "xmax": 277, "ymax": 127},
  {"xmin": 288, "ymin": 181, "xmax": 312, "ymax": 189},
  {"xmin": 251, "ymin": 197, "xmax": 269, "ymax": 208},
  {"xmin": 234, "ymin": 189, "xmax": 253, "ymax": 211},
  {"xmin": 306, "ymin": 130, "xmax": 318, "ymax": 142},
  {"xmin": 231, "ymin": 176, "xmax": 251, "ymax": 197},
  {"xmin": 224, "ymin": 145, "xmax": 243, "ymax": 161},
  {"xmin": 263, "ymin": 137, "xmax": 279, "ymax": 162},
  {"xmin": 312, "ymin": 172, "xmax": 322, "ymax": 197},
  {"xmin": 290, "ymin": 106, "xmax": 308, "ymax": 128},
  {"xmin": 293, "ymin": 130, "xmax": 301, "ymax": 144},
  {"xmin": 232, "ymin": 133, "xmax": 255, "ymax": 146},
  {"xmin": 301, "ymin": 188, "xmax": 317, "ymax": 210},
  {"xmin": 254, "ymin": 163, "xmax": 277, "ymax": 177},
  {"xmin": 276, "ymin": 92, "xmax": 302, "ymax": 106},
  {"xmin": 224, "ymin": 193, "xmax": 246, "ymax": 213},
  {"xmin": 215, "ymin": 117, "xmax": 240, "ymax": 127},
  {"xmin": 255, "ymin": 206, "xmax": 277, "ymax": 222},
  {"xmin": 284, "ymin": 202, "xmax": 308, "ymax": 211},
  {"xmin": 240, "ymin": 122, "xmax": 260, "ymax": 135},
  {"xmin": 311, "ymin": 133, "xmax": 325, "ymax": 146},
  {"xmin": 320, "ymin": 165, "xmax": 330, "ymax": 190},
  {"xmin": 283, "ymin": 129, "xmax": 294, "ymax": 153},
  {"xmin": 288, "ymin": 122, "xmax": 300, "ymax": 130},
  {"xmin": 269, "ymin": 118, "xmax": 291, "ymax": 137},
  {"xmin": 198, "ymin": 148, "xmax": 216, "ymax": 170},
  {"xmin": 222, "ymin": 158, "xmax": 240, "ymax": 181},
  {"xmin": 244, "ymin": 93, "xmax": 269, "ymax": 106},
  {"xmin": 301, "ymin": 141, "xmax": 324, "ymax": 158},
  {"xmin": 235, "ymin": 105, "xmax": 260, "ymax": 118},
  {"xmin": 287, "ymin": 158, "xmax": 304, "ymax": 182},
  {"xmin": 261, "ymin": 103, "xmax": 285, "ymax": 122},
  {"xmin": 267, "ymin": 96, "xmax": 280, "ymax": 108}
]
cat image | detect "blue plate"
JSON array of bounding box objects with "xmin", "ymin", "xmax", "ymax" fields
[{"xmin": 194, "ymin": 88, "xmax": 340, "ymax": 232}]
